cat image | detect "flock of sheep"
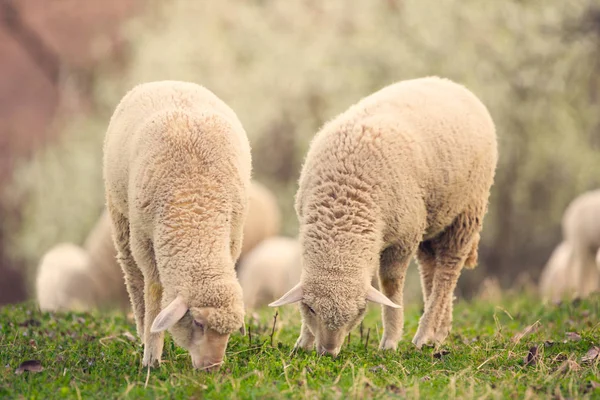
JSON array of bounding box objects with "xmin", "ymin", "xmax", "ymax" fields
[{"xmin": 32, "ymin": 77, "xmax": 599, "ymax": 371}]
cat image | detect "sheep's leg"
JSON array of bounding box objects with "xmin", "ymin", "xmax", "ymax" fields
[
  {"xmin": 413, "ymin": 209, "xmax": 482, "ymax": 349},
  {"xmin": 378, "ymin": 245, "xmax": 414, "ymax": 351},
  {"xmin": 108, "ymin": 203, "xmax": 145, "ymax": 339},
  {"xmin": 416, "ymin": 240, "xmax": 436, "ymax": 304},
  {"xmin": 294, "ymin": 322, "xmax": 315, "ymax": 351},
  {"xmin": 577, "ymin": 248, "xmax": 598, "ymax": 298},
  {"xmin": 129, "ymin": 233, "xmax": 164, "ymax": 368}
]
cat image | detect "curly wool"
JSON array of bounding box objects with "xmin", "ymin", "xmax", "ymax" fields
[
  {"xmin": 104, "ymin": 80, "xmax": 251, "ymax": 336},
  {"xmin": 295, "ymin": 77, "xmax": 497, "ymax": 343}
]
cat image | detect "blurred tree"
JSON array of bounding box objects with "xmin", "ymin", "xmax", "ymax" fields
[{"xmin": 7, "ymin": 0, "xmax": 600, "ymax": 298}]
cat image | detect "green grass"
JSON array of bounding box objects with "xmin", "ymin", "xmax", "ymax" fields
[{"xmin": 1, "ymin": 293, "xmax": 599, "ymax": 399}]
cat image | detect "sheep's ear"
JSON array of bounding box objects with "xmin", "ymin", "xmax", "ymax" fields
[
  {"xmin": 151, "ymin": 295, "xmax": 188, "ymax": 332},
  {"xmin": 366, "ymin": 286, "xmax": 401, "ymax": 309},
  {"xmin": 269, "ymin": 283, "xmax": 303, "ymax": 307},
  {"xmin": 239, "ymin": 321, "xmax": 246, "ymax": 336}
]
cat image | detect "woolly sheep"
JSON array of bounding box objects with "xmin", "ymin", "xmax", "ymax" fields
[
  {"xmin": 82, "ymin": 209, "xmax": 130, "ymax": 310},
  {"xmin": 240, "ymin": 181, "xmax": 281, "ymax": 258},
  {"xmin": 238, "ymin": 236, "xmax": 301, "ymax": 309},
  {"xmin": 103, "ymin": 81, "xmax": 251, "ymax": 370},
  {"xmin": 560, "ymin": 189, "xmax": 600, "ymax": 297},
  {"xmin": 539, "ymin": 241, "xmax": 577, "ymax": 302},
  {"xmin": 271, "ymin": 77, "xmax": 497, "ymax": 356},
  {"xmin": 36, "ymin": 243, "xmax": 99, "ymax": 312}
]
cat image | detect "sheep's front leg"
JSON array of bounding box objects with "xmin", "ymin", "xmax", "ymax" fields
[
  {"xmin": 379, "ymin": 245, "xmax": 413, "ymax": 351},
  {"xmin": 294, "ymin": 322, "xmax": 315, "ymax": 351},
  {"xmin": 108, "ymin": 202, "xmax": 145, "ymax": 338},
  {"xmin": 131, "ymin": 235, "xmax": 164, "ymax": 368},
  {"xmin": 143, "ymin": 279, "xmax": 165, "ymax": 367}
]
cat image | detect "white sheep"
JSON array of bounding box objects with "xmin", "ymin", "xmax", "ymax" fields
[
  {"xmin": 82, "ymin": 209, "xmax": 130, "ymax": 310},
  {"xmin": 539, "ymin": 241, "xmax": 577, "ymax": 302},
  {"xmin": 240, "ymin": 181, "xmax": 282, "ymax": 258},
  {"xmin": 270, "ymin": 77, "xmax": 497, "ymax": 356},
  {"xmin": 238, "ymin": 236, "xmax": 301, "ymax": 309},
  {"xmin": 556, "ymin": 189, "xmax": 600, "ymax": 298},
  {"xmin": 103, "ymin": 80, "xmax": 251, "ymax": 370},
  {"xmin": 35, "ymin": 210, "xmax": 129, "ymax": 312},
  {"xmin": 36, "ymin": 243, "xmax": 99, "ymax": 312}
]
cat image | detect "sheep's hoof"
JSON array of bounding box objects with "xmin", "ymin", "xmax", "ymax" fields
[
  {"xmin": 412, "ymin": 330, "xmax": 434, "ymax": 349},
  {"xmin": 379, "ymin": 337, "xmax": 399, "ymax": 351},
  {"xmin": 433, "ymin": 326, "xmax": 450, "ymax": 344}
]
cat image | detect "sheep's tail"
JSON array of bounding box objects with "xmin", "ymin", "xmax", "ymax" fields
[{"xmin": 464, "ymin": 233, "xmax": 480, "ymax": 269}]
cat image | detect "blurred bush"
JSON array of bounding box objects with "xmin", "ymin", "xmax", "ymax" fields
[{"xmin": 6, "ymin": 0, "xmax": 600, "ymax": 294}]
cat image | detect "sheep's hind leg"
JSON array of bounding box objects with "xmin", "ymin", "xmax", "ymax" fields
[
  {"xmin": 108, "ymin": 203, "xmax": 145, "ymax": 339},
  {"xmin": 378, "ymin": 245, "xmax": 414, "ymax": 351},
  {"xmin": 294, "ymin": 322, "xmax": 315, "ymax": 351},
  {"xmin": 412, "ymin": 209, "xmax": 481, "ymax": 349}
]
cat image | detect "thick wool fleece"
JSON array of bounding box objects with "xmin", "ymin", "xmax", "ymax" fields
[
  {"xmin": 83, "ymin": 209, "xmax": 130, "ymax": 310},
  {"xmin": 561, "ymin": 189, "xmax": 600, "ymax": 297},
  {"xmin": 36, "ymin": 243, "xmax": 100, "ymax": 312},
  {"xmin": 104, "ymin": 81, "xmax": 251, "ymax": 338},
  {"xmin": 295, "ymin": 76, "xmax": 497, "ymax": 349},
  {"xmin": 238, "ymin": 236, "xmax": 301, "ymax": 309},
  {"xmin": 240, "ymin": 181, "xmax": 281, "ymax": 257}
]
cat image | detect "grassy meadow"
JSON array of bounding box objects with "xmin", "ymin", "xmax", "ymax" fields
[{"xmin": 1, "ymin": 292, "xmax": 599, "ymax": 399}]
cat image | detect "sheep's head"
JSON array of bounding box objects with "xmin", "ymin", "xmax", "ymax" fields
[
  {"xmin": 269, "ymin": 281, "xmax": 399, "ymax": 357},
  {"xmin": 150, "ymin": 295, "xmax": 245, "ymax": 371}
]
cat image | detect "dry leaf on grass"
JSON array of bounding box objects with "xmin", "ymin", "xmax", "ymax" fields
[
  {"xmin": 582, "ymin": 346, "xmax": 600, "ymax": 363},
  {"xmin": 524, "ymin": 346, "xmax": 539, "ymax": 366},
  {"xmin": 15, "ymin": 360, "xmax": 43, "ymax": 375},
  {"xmin": 122, "ymin": 331, "xmax": 136, "ymax": 341},
  {"xmin": 369, "ymin": 365, "xmax": 387, "ymax": 373},
  {"xmin": 566, "ymin": 332, "xmax": 582, "ymax": 342}
]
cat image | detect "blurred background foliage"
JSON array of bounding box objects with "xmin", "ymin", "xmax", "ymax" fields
[{"xmin": 2, "ymin": 0, "xmax": 600, "ymax": 301}]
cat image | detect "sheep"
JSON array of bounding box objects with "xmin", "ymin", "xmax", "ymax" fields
[
  {"xmin": 35, "ymin": 210, "xmax": 130, "ymax": 313},
  {"xmin": 270, "ymin": 76, "xmax": 497, "ymax": 356},
  {"xmin": 559, "ymin": 189, "xmax": 600, "ymax": 298},
  {"xmin": 539, "ymin": 241, "xmax": 577, "ymax": 302},
  {"xmin": 82, "ymin": 209, "xmax": 130, "ymax": 311},
  {"xmin": 36, "ymin": 243, "xmax": 99, "ymax": 312},
  {"xmin": 238, "ymin": 236, "xmax": 301, "ymax": 309},
  {"xmin": 103, "ymin": 80, "xmax": 251, "ymax": 370},
  {"xmin": 240, "ymin": 181, "xmax": 281, "ymax": 258}
]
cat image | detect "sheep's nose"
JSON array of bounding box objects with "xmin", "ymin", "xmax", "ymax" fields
[{"xmin": 318, "ymin": 344, "xmax": 340, "ymax": 357}]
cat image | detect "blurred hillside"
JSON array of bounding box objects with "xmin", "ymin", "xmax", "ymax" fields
[
  {"xmin": 2, "ymin": 0, "xmax": 600, "ymax": 302},
  {"xmin": 0, "ymin": 0, "xmax": 140, "ymax": 303}
]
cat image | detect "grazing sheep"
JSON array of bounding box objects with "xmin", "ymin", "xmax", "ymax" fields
[
  {"xmin": 82, "ymin": 209, "xmax": 130, "ymax": 311},
  {"xmin": 539, "ymin": 241, "xmax": 577, "ymax": 302},
  {"xmin": 35, "ymin": 210, "xmax": 130, "ymax": 313},
  {"xmin": 238, "ymin": 236, "xmax": 301, "ymax": 309},
  {"xmin": 240, "ymin": 181, "xmax": 281, "ymax": 258},
  {"xmin": 560, "ymin": 189, "xmax": 600, "ymax": 297},
  {"xmin": 36, "ymin": 243, "xmax": 99, "ymax": 312},
  {"xmin": 104, "ymin": 81, "xmax": 251, "ymax": 370},
  {"xmin": 270, "ymin": 77, "xmax": 497, "ymax": 356}
]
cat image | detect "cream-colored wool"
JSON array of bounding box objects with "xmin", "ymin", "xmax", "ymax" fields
[
  {"xmin": 238, "ymin": 236, "xmax": 301, "ymax": 309},
  {"xmin": 83, "ymin": 209, "xmax": 130, "ymax": 310},
  {"xmin": 560, "ymin": 189, "xmax": 600, "ymax": 298},
  {"xmin": 36, "ymin": 243, "xmax": 100, "ymax": 312},
  {"xmin": 35, "ymin": 210, "xmax": 129, "ymax": 313},
  {"xmin": 103, "ymin": 81, "xmax": 251, "ymax": 370},
  {"xmin": 240, "ymin": 181, "xmax": 281, "ymax": 257},
  {"xmin": 539, "ymin": 241, "xmax": 579, "ymax": 302},
  {"xmin": 271, "ymin": 76, "xmax": 497, "ymax": 355}
]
